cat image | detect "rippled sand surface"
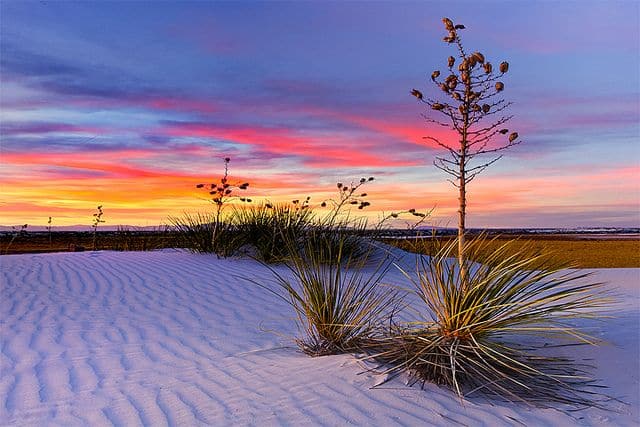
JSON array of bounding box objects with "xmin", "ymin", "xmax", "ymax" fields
[{"xmin": 1, "ymin": 250, "xmax": 637, "ymax": 426}]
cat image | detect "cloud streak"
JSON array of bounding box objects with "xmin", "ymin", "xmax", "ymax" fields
[{"xmin": 1, "ymin": 2, "xmax": 638, "ymax": 226}]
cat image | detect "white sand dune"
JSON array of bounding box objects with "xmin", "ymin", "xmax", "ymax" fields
[{"xmin": 1, "ymin": 250, "xmax": 638, "ymax": 426}]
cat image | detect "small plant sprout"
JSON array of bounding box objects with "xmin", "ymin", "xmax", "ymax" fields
[
  {"xmin": 47, "ymin": 216, "xmax": 52, "ymax": 248},
  {"xmin": 4, "ymin": 224, "xmax": 28, "ymax": 254},
  {"xmin": 92, "ymin": 205, "xmax": 105, "ymax": 250}
]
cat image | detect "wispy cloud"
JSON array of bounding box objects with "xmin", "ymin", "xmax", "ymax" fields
[{"xmin": 1, "ymin": 2, "xmax": 638, "ymax": 226}]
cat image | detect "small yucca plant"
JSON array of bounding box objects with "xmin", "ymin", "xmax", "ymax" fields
[
  {"xmin": 257, "ymin": 233, "xmax": 402, "ymax": 356},
  {"xmin": 365, "ymin": 236, "xmax": 612, "ymax": 407},
  {"xmin": 91, "ymin": 205, "xmax": 105, "ymax": 251},
  {"xmin": 47, "ymin": 216, "xmax": 52, "ymax": 249}
]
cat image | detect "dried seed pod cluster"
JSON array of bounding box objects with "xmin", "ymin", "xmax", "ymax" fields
[
  {"xmin": 196, "ymin": 157, "xmax": 250, "ymax": 207},
  {"xmin": 472, "ymin": 52, "xmax": 485, "ymax": 63},
  {"xmin": 326, "ymin": 177, "xmax": 376, "ymax": 212},
  {"xmin": 411, "ymin": 17, "xmax": 520, "ymax": 151},
  {"xmin": 442, "ymin": 18, "xmax": 457, "ymax": 43}
]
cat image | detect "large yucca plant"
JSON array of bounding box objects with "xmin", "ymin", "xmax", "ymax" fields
[
  {"xmin": 365, "ymin": 236, "xmax": 612, "ymax": 407},
  {"xmin": 256, "ymin": 233, "xmax": 402, "ymax": 356}
]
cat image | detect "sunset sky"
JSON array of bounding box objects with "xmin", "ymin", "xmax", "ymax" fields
[{"xmin": 1, "ymin": 1, "xmax": 638, "ymax": 228}]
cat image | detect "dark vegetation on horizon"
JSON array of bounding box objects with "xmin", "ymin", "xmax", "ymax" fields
[{"xmin": 2, "ymin": 230, "xmax": 638, "ymax": 269}]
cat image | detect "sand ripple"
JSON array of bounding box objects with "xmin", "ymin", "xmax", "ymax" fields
[{"xmin": 1, "ymin": 251, "xmax": 637, "ymax": 426}]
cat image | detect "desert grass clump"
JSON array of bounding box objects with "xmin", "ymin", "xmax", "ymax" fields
[
  {"xmin": 235, "ymin": 176, "xmax": 407, "ymax": 264},
  {"xmin": 233, "ymin": 200, "xmax": 315, "ymax": 263},
  {"xmin": 172, "ymin": 157, "xmax": 251, "ymax": 257},
  {"xmin": 258, "ymin": 233, "xmax": 402, "ymax": 356},
  {"xmin": 170, "ymin": 212, "xmax": 244, "ymax": 256},
  {"xmin": 365, "ymin": 236, "xmax": 612, "ymax": 407},
  {"xmin": 304, "ymin": 217, "xmax": 374, "ymax": 265}
]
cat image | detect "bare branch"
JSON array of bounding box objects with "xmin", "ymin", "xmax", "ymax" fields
[
  {"xmin": 465, "ymin": 155, "xmax": 503, "ymax": 183},
  {"xmin": 470, "ymin": 139, "xmax": 521, "ymax": 157},
  {"xmin": 420, "ymin": 113, "xmax": 451, "ymax": 127},
  {"xmin": 434, "ymin": 157, "xmax": 461, "ymax": 180},
  {"xmin": 424, "ymin": 136, "xmax": 458, "ymax": 157}
]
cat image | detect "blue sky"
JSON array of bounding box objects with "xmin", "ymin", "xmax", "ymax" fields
[{"xmin": 1, "ymin": 1, "xmax": 638, "ymax": 227}]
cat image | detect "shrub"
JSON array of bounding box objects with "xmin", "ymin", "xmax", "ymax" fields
[
  {"xmin": 364, "ymin": 235, "xmax": 612, "ymax": 407},
  {"xmin": 256, "ymin": 232, "xmax": 402, "ymax": 356},
  {"xmin": 47, "ymin": 216, "xmax": 52, "ymax": 249}
]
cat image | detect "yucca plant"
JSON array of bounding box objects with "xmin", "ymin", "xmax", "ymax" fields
[
  {"xmin": 233, "ymin": 202, "xmax": 315, "ymax": 263},
  {"xmin": 411, "ymin": 17, "xmax": 522, "ymax": 287},
  {"xmin": 195, "ymin": 157, "xmax": 251, "ymax": 253},
  {"xmin": 365, "ymin": 235, "xmax": 612, "ymax": 407},
  {"xmin": 169, "ymin": 212, "xmax": 244, "ymax": 257},
  {"xmin": 305, "ymin": 216, "xmax": 373, "ymax": 265},
  {"xmin": 256, "ymin": 233, "xmax": 402, "ymax": 356},
  {"xmin": 47, "ymin": 216, "xmax": 52, "ymax": 249}
]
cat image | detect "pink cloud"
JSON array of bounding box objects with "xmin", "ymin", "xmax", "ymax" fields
[{"xmin": 161, "ymin": 122, "xmax": 419, "ymax": 168}]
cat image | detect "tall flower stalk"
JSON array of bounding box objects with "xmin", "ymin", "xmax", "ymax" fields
[
  {"xmin": 412, "ymin": 18, "xmax": 520, "ymax": 287},
  {"xmin": 196, "ymin": 157, "xmax": 250, "ymax": 253}
]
